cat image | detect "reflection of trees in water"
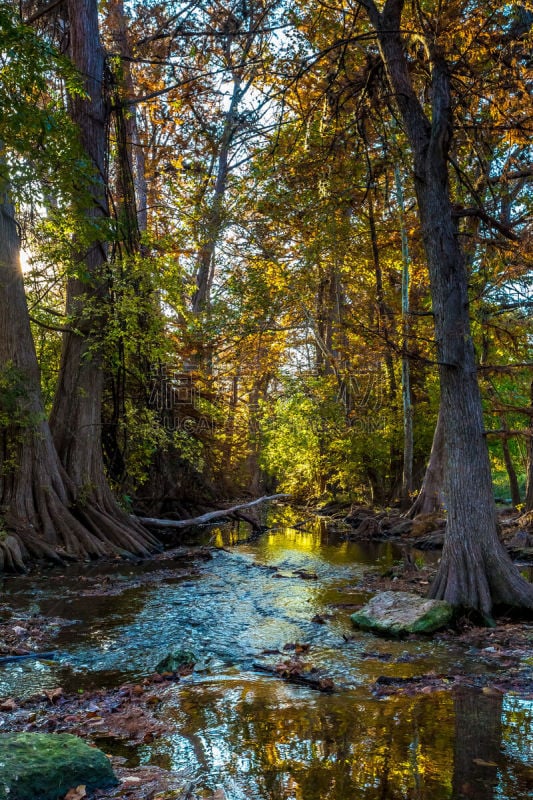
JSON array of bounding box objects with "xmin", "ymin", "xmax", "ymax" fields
[
  {"xmin": 452, "ymin": 687, "xmax": 502, "ymax": 800},
  {"xmin": 501, "ymin": 695, "xmax": 533, "ymax": 762},
  {"xmin": 169, "ymin": 683, "xmax": 532, "ymax": 799},
  {"xmin": 173, "ymin": 684, "xmax": 456, "ymax": 799},
  {"xmin": 452, "ymin": 687, "xmax": 533, "ymax": 800}
]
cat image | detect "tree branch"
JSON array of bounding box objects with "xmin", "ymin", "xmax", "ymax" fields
[
  {"xmin": 452, "ymin": 206, "xmax": 520, "ymax": 242},
  {"xmin": 136, "ymin": 494, "xmax": 290, "ymax": 529},
  {"xmin": 358, "ymin": 0, "xmax": 431, "ymax": 157},
  {"xmin": 25, "ymin": 0, "xmax": 64, "ymax": 24}
]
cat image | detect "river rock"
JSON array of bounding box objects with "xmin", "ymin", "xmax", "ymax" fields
[
  {"xmin": 350, "ymin": 591, "xmax": 453, "ymax": 636},
  {"xmin": 156, "ymin": 649, "xmax": 197, "ymax": 673},
  {"xmin": 0, "ymin": 732, "xmax": 118, "ymax": 800}
]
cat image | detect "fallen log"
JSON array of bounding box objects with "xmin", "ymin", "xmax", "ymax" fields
[
  {"xmin": 0, "ymin": 651, "xmax": 57, "ymax": 664},
  {"xmin": 135, "ymin": 494, "xmax": 290, "ymax": 530}
]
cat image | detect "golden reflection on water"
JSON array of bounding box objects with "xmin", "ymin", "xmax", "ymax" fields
[
  {"xmin": 141, "ymin": 677, "xmax": 532, "ymax": 800},
  {"xmin": 2, "ymin": 509, "xmax": 531, "ymax": 799}
]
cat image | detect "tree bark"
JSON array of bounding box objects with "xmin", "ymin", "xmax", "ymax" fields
[
  {"xmin": 367, "ymin": 190, "xmax": 397, "ymax": 399},
  {"xmin": 500, "ymin": 430, "xmax": 521, "ymax": 508},
  {"xmin": 0, "ymin": 183, "xmax": 128, "ymax": 570},
  {"xmin": 50, "ymin": 0, "xmax": 110, "ymax": 489},
  {"xmin": 107, "ymin": 0, "xmax": 148, "ymax": 243},
  {"xmin": 49, "ymin": 0, "xmax": 157, "ymax": 556},
  {"xmin": 360, "ymin": 0, "xmax": 533, "ymax": 614},
  {"xmin": 405, "ymin": 410, "xmax": 445, "ymax": 519}
]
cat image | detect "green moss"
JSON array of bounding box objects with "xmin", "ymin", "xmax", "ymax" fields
[
  {"xmin": 409, "ymin": 603, "xmax": 454, "ymax": 633},
  {"xmin": 350, "ymin": 591, "xmax": 453, "ymax": 636},
  {"xmin": 0, "ymin": 732, "xmax": 118, "ymax": 800}
]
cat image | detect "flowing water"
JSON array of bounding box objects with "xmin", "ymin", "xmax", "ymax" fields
[{"xmin": 0, "ymin": 510, "xmax": 532, "ymax": 799}]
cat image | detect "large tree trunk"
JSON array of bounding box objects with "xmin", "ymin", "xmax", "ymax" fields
[
  {"xmin": 0, "ymin": 186, "xmax": 125, "ymax": 570},
  {"xmin": 50, "ymin": 0, "xmax": 109, "ymax": 489},
  {"xmin": 106, "ymin": 0, "xmax": 148, "ymax": 244},
  {"xmin": 362, "ymin": 0, "xmax": 533, "ymax": 615},
  {"xmin": 49, "ymin": 0, "xmax": 157, "ymax": 556}
]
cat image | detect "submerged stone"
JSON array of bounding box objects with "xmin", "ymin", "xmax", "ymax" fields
[
  {"xmin": 0, "ymin": 732, "xmax": 118, "ymax": 800},
  {"xmin": 350, "ymin": 591, "xmax": 453, "ymax": 636},
  {"xmin": 156, "ymin": 649, "xmax": 197, "ymax": 673}
]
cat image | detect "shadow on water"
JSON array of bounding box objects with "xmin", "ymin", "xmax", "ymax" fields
[{"xmin": 0, "ymin": 507, "xmax": 531, "ymax": 798}]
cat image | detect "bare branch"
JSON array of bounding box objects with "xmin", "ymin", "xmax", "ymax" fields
[
  {"xmin": 24, "ymin": 0, "xmax": 64, "ymax": 24},
  {"xmin": 136, "ymin": 494, "xmax": 290, "ymax": 530}
]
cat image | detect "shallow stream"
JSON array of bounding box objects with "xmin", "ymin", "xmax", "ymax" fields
[{"xmin": 0, "ymin": 511, "xmax": 531, "ymax": 799}]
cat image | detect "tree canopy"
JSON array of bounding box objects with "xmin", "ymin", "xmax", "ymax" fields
[{"xmin": 0, "ymin": 0, "xmax": 532, "ymax": 615}]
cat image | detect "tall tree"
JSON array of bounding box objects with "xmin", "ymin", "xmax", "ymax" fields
[
  {"xmin": 0, "ymin": 181, "xmax": 118, "ymax": 568},
  {"xmin": 358, "ymin": 0, "xmax": 533, "ymax": 614},
  {"xmin": 49, "ymin": 0, "xmax": 156, "ymax": 554},
  {"xmin": 0, "ymin": 6, "xmax": 153, "ymax": 568}
]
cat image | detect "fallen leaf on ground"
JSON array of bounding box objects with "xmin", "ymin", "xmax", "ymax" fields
[
  {"xmin": 64, "ymin": 786, "xmax": 87, "ymax": 800},
  {"xmin": 44, "ymin": 687, "xmax": 63, "ymax": 703}
]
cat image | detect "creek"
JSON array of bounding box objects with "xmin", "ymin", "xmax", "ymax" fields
[{"xmin": 0, "ymin": 509, "xmax": 531, "ymax": 799}]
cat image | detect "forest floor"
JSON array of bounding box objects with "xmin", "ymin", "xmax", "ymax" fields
[{"xmin": 0, "ymin": 508, "xmax": 532, "ymax": 800}]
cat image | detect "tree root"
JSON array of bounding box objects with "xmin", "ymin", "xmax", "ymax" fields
[
  {"xmin": 0, "ymin": 486, "xmax": 160, "ymax": 573},
  {"xmin": 429, "ymin": 536, "xmax": 533, "ymax": 617}
]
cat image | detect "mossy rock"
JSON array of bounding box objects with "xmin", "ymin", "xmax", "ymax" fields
[
  {"xmin": 0, "ymin": 732, "xmax": 118, "ymax": 800},
  {"xmin": 156, "ymin": 649, "xmax": 197, "ymax": 673},
  {"xmin": 351, "ymin": 591, "xmax": 453, "ymax": 636}
]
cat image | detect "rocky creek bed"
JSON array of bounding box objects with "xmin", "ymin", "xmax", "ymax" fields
[{"xmin": 0, "ymin": 508, "xmax": 531, "ymax": 799}]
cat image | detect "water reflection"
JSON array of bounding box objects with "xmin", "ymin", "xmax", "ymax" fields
[
  {"xmin": 0, "ymin": 513, "xmax": 531, "ymax": 799},
  {"xmin": 139, "ymin": 678, "xmax": 531, "ymax": 800},
  {"xmin": 0, "ymin": 523, "xmax": 469, "ymax": 696}
]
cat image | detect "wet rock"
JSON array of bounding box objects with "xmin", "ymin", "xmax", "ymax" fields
[
  {"xmin": 350, "ymin": 591, "xmax": 453, "ymax": 636},
  {"xmin": 293, "ymin": 569, "xmax": 318, "ymax": 580},
  {"xmin": 155, "ymin": 649, "xmax": 197, "ymax": 673},
  {"xmin": 0, "ymin": 732, "xmax": 118, "ymax": 800}
]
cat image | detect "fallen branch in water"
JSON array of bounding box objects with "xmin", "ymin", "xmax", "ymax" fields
[
  {"xmin": 253, "ymin": 660, "xmax": 335, "ymax": 692},
  {"xmin": 135, "ymin": 494, "xmax": 290, "ymax": 530},
  {"xmin": 0, "ymin": 651, "xmax": 57, "ymax": 664}
]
